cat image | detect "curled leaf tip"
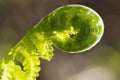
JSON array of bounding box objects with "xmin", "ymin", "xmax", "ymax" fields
[{"xmin": 0, "ymin": 4, "xmax": 104, "ymax": 80}]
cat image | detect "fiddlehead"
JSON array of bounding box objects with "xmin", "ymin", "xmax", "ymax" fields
[{"xmin": 0, "ymin": 5, "xmax": 104, "ymax": 80}]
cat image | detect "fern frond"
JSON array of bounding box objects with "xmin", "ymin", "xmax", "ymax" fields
[{"xmin": 0, "ymin": 5, "xmax": 104, "ymax": 80}]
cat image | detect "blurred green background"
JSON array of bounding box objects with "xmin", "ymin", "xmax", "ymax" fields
[{"xmin": 0, "ymin": 0, "xmax": 120, "ymax": 80}]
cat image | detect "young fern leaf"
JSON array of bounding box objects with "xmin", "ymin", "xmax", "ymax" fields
[{"xmin": 0, "ymin": 5, "xmax": 104, "ymax": 80}]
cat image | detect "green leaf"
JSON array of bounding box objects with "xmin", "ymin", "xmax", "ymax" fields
[{"xmin": 0, "ymin": 4, "xmax": 104, "ymax": 80}]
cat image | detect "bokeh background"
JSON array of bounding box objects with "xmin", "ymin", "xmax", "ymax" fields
[{"xmin": 0, "ymin": 0, "xmax": 120, "ymax": 80}]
